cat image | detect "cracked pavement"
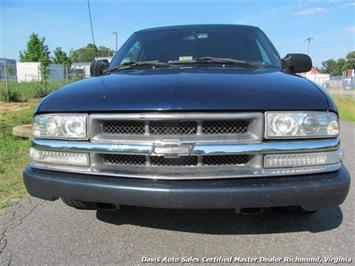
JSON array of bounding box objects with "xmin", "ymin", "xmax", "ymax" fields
[{"xmin": 0, "ymin": 122, "xmax": 354, "ymax": 265}]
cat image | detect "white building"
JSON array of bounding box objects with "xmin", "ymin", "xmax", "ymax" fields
[{"xmin": 16, "ymin": 62, "xmax": 64, "ymax": 82}]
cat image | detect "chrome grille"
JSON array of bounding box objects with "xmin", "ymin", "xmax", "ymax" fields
[
  {"xmin": 88, "ymin": 113, "xmax": 263, "ymax": 179},
  {"xmin": 91, "ymin": 113, "xmax": 263, "ymax": 141}
]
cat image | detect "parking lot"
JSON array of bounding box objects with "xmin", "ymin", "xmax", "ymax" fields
[{"xmin": 0, "ymin": 122, "xmax": 354, "ymax": 265}]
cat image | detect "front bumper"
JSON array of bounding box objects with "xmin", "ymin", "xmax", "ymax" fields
[{"xmin": 23, "ymin": 165, "xmax": 350, "ymax": 210}]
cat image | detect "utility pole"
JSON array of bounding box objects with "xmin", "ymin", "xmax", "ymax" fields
[
  {"xmin": 3, "ymin": 59, "xmax": 9, "ymax": 102},
  {"xmin": 112, "ymin": 32, "xmax": 118, "ymax": 52},
  {"xmin": 305, "ymin": 37, "xmax": 313, "ymax": 55}
]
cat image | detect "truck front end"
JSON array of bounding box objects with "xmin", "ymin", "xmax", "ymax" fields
[{"xmin": 23, "ymin": 25, "xmax": 350, "ymax": 212}]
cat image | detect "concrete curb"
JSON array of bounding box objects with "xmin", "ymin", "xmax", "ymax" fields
[{"xmin": 12, "ymin": 124, "xmax": 32, "ymax": 139}]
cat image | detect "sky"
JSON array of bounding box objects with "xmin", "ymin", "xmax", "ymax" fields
[{"xmin": 0, "ymin": 0, "xmax": 354, "ymax": 67}]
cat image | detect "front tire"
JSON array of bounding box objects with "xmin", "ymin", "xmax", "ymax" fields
[{"xmin": 61, "ymin": 198, "xmax": 97, "ymax": 210}]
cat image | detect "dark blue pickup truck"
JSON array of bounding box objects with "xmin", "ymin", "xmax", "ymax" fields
[{"xmin": 24, "ymin": 25, "xmax": 350, "ymax": 213}]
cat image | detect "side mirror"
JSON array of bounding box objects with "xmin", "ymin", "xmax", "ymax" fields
[
  {"xmin": 282, "ymin": 54, "xmax": 312, "ymax": 73},
  {"xmin": 90, "ymin": 59, "xmax": 109, "ymax": 77}
]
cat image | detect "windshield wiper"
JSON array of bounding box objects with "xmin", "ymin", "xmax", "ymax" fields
[
  {"xmin": 169, "ymin": 57, "xmax": 276, "ymax": 68},
  {"xmin": 104, "ymin": 60, "xmax": 176, "ymax": 73},
  {"xmin": 104, "ymin": 58, "xmax": 277, "ymax": 73}
]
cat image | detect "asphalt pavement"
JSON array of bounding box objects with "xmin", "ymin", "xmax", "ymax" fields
[{"xmin": 0, "ymin": 122, "xmax": 354, "ymax": 265}]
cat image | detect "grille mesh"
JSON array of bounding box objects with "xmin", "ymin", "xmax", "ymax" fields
[
  {"xmin": 102, "ymin": 154, "xmax": 250, "ymax": 168},
  {"xmin": 103, "ymin": 121, "xmax": 145, "ymax": 135},
  {"xmin": 150, "ymin": 121, "xmax": 197, "ymax": 135},
  {"xmin": 151, "ymin": 156, "xmax": 198, "ymax": 167},
  {"xmin": 203, "ymin": 154, "xmax": 249, "ymax": 166},
  {"xmin": 104, "ymin": 154, "xmax": 146, "ymax": 166},
  {"xmin": 102, "ymin": 120, "xmax": 250, "ymax": 136},
  {"xmin": 202, "ymin": 120, "xmax": 249, "ymax": 135}
]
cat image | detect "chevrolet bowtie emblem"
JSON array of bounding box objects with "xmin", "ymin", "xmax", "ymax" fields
[{"xmin": 153, "ymin": 140, "xmax": 193, "ymax": 157}]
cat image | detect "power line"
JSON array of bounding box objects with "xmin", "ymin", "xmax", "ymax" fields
[{"xmin": 87, "ymin": 0, "xmax": 96, "ymax": 48}]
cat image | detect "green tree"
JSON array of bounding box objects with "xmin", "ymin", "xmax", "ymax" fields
[
  {"xmin": 321, "ymin": 59, "xmax": 337, "ymax": 74},
  {"xmin": 334, "ymin": 59, "xmax": 346, "ymax": 75},
  {"xmin": 19, "ymin": 33, "xmax": 51, "ymax": 63},
  {"xmin": 52, "ymin": 47, "xmax": 72, "ymax": 81},
  {"xmin": 345, "ymin": 51, "xmax": 355, "ymax": 69},
  {"xmin": 97, "ymin": 46, "xmax": 115, "ymax": 57},
  {"xmin": 19, "ymin": 33, "xmax": 51, "ymax": 88},
  {"xmin": 321, "ymin": 51, "xmax": 355, "ymax": 76},
  {"xmin": 69, "ymin": 44, "xmax": 114, "ymax": 62},
  {"xmin": 321, "ymin": 58, "xmax": 346, "ymax": 76},
  {"xmin": 52, "ymin": 47, "xmax": 72, "ymax": 66},
  {"xmin": 69, "ymin": 44, "xmax": 96, "ymax": 62}
]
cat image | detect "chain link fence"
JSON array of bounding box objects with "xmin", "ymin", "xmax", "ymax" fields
[
  {"xmin": 0, "ymin": 60, "xmax": 91, "ymax": 102},
  {"xmin": 0, "ymin": 58, "xmax": 18, "ymax": 102},
  {"xmin": 324, "ymin": 76, "xmax": 355, "ymax": 96}
]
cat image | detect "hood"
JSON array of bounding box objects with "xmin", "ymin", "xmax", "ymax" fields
[{"xmin": 37, "ymin": 68, "xmax": 332, "ymax": 113}]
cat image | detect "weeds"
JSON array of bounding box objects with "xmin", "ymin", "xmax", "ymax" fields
[{"xmin": 0, "ymin": 81, "xmax": 69, "ymax": 102}]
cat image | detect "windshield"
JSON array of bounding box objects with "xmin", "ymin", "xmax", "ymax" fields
[{"xmin": 110, "ymin": 26, "xmax": 282, "ymax": 68}]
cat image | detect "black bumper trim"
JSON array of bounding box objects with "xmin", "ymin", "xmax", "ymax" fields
[{"xmin": 23, "ymin": 165, "xmax": 350, "ymax": 210}]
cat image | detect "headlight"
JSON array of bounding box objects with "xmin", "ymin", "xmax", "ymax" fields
[
  {"xmin": 265, "ymin": 112, "xmax": 338, "ymax": 139},
  {"xmin": 32, "ymin": 114, "xmax": 87, "ymax": 139}
]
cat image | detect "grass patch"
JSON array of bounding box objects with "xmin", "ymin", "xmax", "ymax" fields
[
  {"xmin": 0, "ymin": 80, "xmax": 70, "ymax": 102},
  {"xmin": 0, "ymin": 99, "xmax": 40, "ymax": 209},
  {"xmin": 334, "ymin": 96, "xmax": 355, "ymax": 122}
]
